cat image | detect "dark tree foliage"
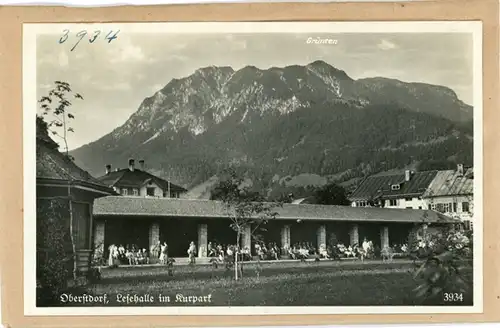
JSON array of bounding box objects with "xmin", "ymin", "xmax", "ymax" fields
[
  {"xmin": 314, "ymin": 182, "xmax": 350, "ymax": 206},
  {"xmin": 36, "ymin": 198, "xmax": 72, "ymax": 306},
  {"xmin": 417, "ymin": 160, "xmax": 459, "ymax": 172}
]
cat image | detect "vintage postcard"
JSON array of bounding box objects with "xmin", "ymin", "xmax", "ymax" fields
[{"xmin": 23, "ymin": 20, "xmax": 483, "ymax": 317}]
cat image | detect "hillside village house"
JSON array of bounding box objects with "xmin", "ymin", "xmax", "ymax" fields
[
  {"xmin": 97, "ymin": 159, "xmax": 187, "ymax": 198},
  {"xmin": 92, "ymin": 196, "xmax": 455, "ymax": 259},
  {"xmin": 422, "ymin": 164, "xmax": 474, "ymax": 229},
  {"xmin": 36, "ymin": 117, "xmax": 116, "ymax": 282},
  {"xmin": 349, "ymin": 164, "xmax": 474, "ymax": 228},
  {"xmin": 349, "ymin": 169, "xmax": 437, "ymax": 210}
]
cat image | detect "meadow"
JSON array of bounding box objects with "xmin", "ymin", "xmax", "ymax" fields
[{"xmin": 63, "ymin": 260, "xmax": 474, "ymax": 307}]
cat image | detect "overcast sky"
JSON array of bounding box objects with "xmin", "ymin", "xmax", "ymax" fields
[{"xmin": 36, "ymin": 32, "xmax": 473, "ymax": 150}]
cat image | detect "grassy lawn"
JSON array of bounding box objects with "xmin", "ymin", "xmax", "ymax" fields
[{"xmin": 58, "ymin": 260, "xmax": 474, "ymax": 307}]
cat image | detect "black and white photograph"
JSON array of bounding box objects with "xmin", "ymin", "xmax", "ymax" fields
[{"xmin": 24, "ymin": 21, "xmax": 482, "ymax": 315}]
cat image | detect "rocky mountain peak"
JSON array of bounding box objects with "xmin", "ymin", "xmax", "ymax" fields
[{"xmin": 70, "ymin": 61, "xmax": 473, "ymax": 191}]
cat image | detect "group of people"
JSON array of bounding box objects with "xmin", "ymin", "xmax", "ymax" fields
[
  {"xmin": 207, "ymin": 242, "xmax": 253, "ymax": 263},
  {"xmin": 149, "ymin": 241, "xmax": 171, "ymax": 264},
  {"xmin": 206, "ymin": 240, "xmax": 320, "ymax": 262},
  {"xmin": 105, "ymin": 238, "xmax": 412, "ymax": 267},
  {"xmin": 285, "ymin": 242, "xmax": 318, "ymax": 260},
  {"xmin": 151, "ymin": 240, "xmax": 198, "ymax": 265},
  {"xmin": 107, "ymin": 244, "xmax": 151, "ymax": 266},
  {"xmin": 107, "ymin": 240, "xmax": 199, "ymax": 267},
  {"xmin": 328, "ymin": 240, "xmax": 409, "ymax": 261}
]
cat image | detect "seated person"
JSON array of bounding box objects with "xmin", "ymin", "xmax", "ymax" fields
[
  {"xmin": 258, "ymin": 245, "xmax": 266, "ymax": 260},
  {"xmin": 125, "ymin": 248, "xmax": 135, "ymax": 265},
  {"xmin": 217, "ymin": 245, "xmax": 225, "ymax": 262},
  {"xmin": 272, "ymin": 244, "xmax": 280, "ymax": 260},
  {"xmin": 136, "ymin": 249, "xmax": 145, "ymax": 264},
  {"xmin": 298, "ymin": 246, "xmax": 309, "ymax": 261},
  {"xmin": 208, "ymin": 243, "xmax": 217, "ymax": 257},
  {"xmin": 241, "ymin": 246, "xmax": 251, "ymax": 261},
  {"xmin": 319, "ymin": 244, "xmax": 329, "ymax": 259}
]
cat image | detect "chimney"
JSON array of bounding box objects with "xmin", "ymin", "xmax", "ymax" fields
[
  {"xmin": 405, "ymin": 170, "xmax": 411, "ymax": 182},
  {"xmin": 105, "ymin": 164, "xmax": 112, "ymax": 175},
  {"xmin": 457, "ymin": 163, "xmax": 464, "ymax": 176},
  {"xmin": 139, "ymin": 159, "xmax": 145, "ymax": 171},
  {"xmin": 128, "ymin": 159, "xmax": 135, "ymax": 172}
]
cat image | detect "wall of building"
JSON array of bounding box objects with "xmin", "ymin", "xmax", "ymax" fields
[
  {"xmin": 140, "ymin": 181, "xmax": 164, "ymax": 197},
  {"xmin": 351, "ymin": 197, "xmax": 426, "ymax": 209},
  {"xmin": 425, "ymin": 195, "xmax": 473, "ymax": 222},
  {"xmin": 116, "ymin": 183, "xmax": 182, "ymax": 198},
  {"xmin": 384, "ymin": 197, "xmax": 427, "ymax": 210}
]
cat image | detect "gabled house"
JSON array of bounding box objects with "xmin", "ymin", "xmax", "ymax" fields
[
  {"xmin": 36, "ymin": 117, "xmax": 115, "ymax": 290},
  {"xmin": 96, "ymin": 159, "xmax": 187, "ymax": 198},
  {"xmin": 422, "ymin": 164, "xmax": 474, "ymax": 228},
  {"xmin": 349, "ymin": 170, "xmax": 438, "ymax": 209}
]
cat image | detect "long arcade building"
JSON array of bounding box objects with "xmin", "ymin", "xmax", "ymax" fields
[{"xmin": 92, "ymin": 196, "xmax": 455, "ymax": 258}]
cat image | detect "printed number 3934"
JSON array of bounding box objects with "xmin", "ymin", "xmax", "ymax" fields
[
  {"xmin": 444, "ymin": 293, "xmax": 464, "ymax": 302},
  {"xmin": 59, "ymin": 29, "xmax": 120, "ymax": 51}
]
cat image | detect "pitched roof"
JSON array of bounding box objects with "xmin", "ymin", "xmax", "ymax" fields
[
  {"xmin": 97, "ymin": 169, "xmax": 187, "ymax": 192},
  {"xmin": 36, "ymin": 122, "xmax": 115, "ymax": 195},
  {"xmin": 93, "ymin": 196, "xmax": 455, "ymax": 223},
  {"xmin": 422, "ymin": 168, "xmax": 473, "ymax": 198},
  {"xmin": 349, "ymin": 170, "xmax": 438, "ymax": 202}
]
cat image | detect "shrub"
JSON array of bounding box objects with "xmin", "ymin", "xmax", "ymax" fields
[
  {"xmin": 412, "ymin": 227, "xmax": 473, "ymax": 304},
  {"xmin": 36, "ymin": 198, "xmax": 73, "ymax": 306}
]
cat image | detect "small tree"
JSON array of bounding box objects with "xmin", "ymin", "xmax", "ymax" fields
[
  {"xmin": 211, "ymin": 169, "xmax": 282, "ymax": 280},
  {"xmin": 38, "ymin": 81, "xmax": 83, "ymax": 282}
]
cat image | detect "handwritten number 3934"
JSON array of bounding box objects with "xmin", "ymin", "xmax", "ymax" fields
[{"xmin": 59, "ymin": 29, "xmax": 120, "ymax": 51}]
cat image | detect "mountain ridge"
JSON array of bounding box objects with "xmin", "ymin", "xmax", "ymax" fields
[{"xmin": 68, "ymin": 60, "xmax": 473, "ymax": 195}]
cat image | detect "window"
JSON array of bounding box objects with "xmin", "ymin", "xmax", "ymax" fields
[
  {"xmin": 406, "ymin": 207, "xmax": 412, "ymax": 209},
  {"xmin": 391, "ymin": 184, "xmax": 400, "ymax": 191},
  {"xmin": 462, "ymin": 202, "xmax": 470, "ymax": 213},
  {"xmin": 428, "ymin": 204, "xmax": 432, "ymax": 210},
  {"xmin": 405, "ymin": 197, "xmax": 412, "ymax": 201},
  {"xmin": 418, "ymin": 206, "xmax": 422, "ymax": 209},
  {"xmin": 389, "ymin": 199, "xmax": 397, "ymax": 206},
  {"xmin": 453, "ymin": 202, "xmax": 457, "ymax": 212},
  {"xmin": 133, "ymin": 188, "xmax": 139, "ymax": 196},
  {"xmin": 434, "ymin": 203, "xmax": 452, "ymax": 213},
  {"xmin": 146, "ymin": 187, "xmax": 155, "ymax": 196},
  {"xmin": 121, "ymin": 188, "xmax": 128, "ymax": 195},
  {"xmin": 443, "ymin": 203, "xmax": 452, "ymax": 213}
]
